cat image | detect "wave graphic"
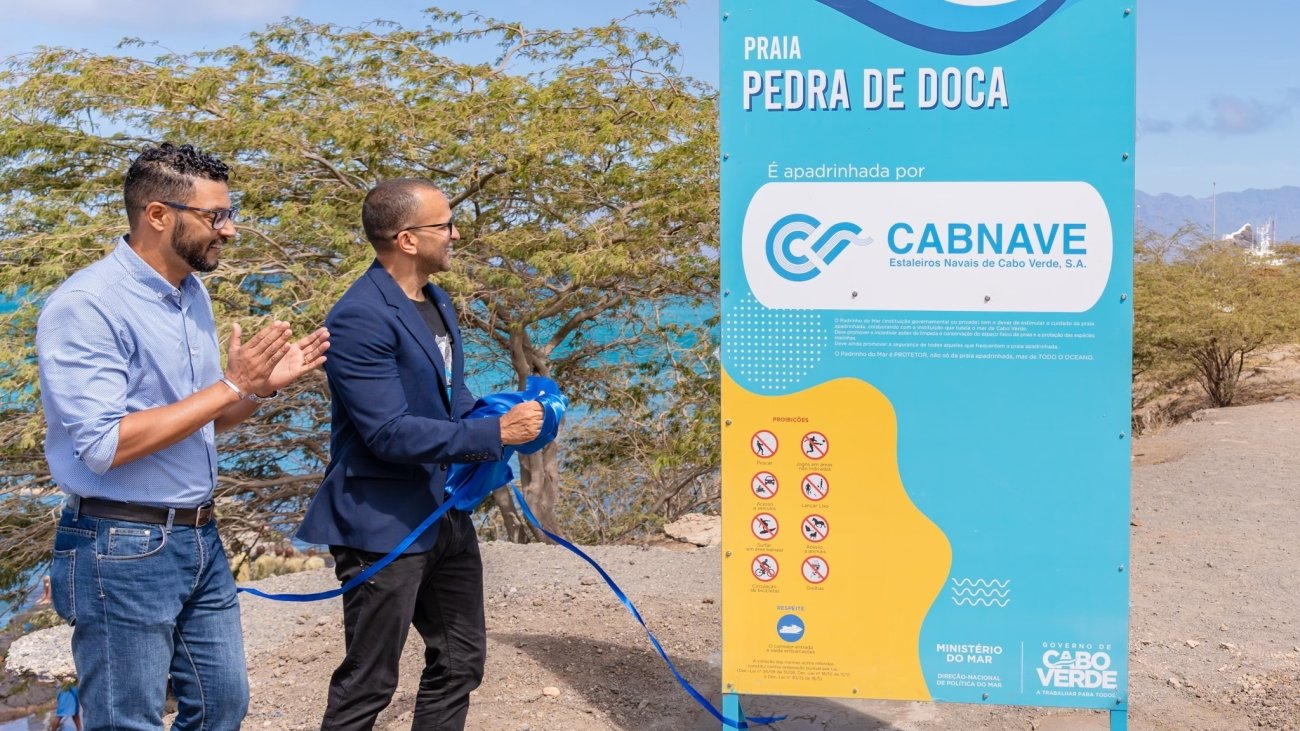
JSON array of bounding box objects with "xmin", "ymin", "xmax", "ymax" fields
[
  {"xmin": 950, "ymin": 578, "xmax": 1011, "ymax": 588},
  {"xmin": 952, "ymin": 597, "xmax": 1011, "ymax": 607},
  {"xmin": 812, "ymin": 0, "xmax": 1068, "ymax": 55},
  {"xmin": 950, "ymin": 588, "xmax": 1010, "ymax": 598}
]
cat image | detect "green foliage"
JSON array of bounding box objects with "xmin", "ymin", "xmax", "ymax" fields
[
  {"xmin": 0, "ymin": 3, "xmax": 719, "ymax": 608},
  {"xmin": 1134, "ymin": 229, "xmax": 1300, "ymax": 411}
]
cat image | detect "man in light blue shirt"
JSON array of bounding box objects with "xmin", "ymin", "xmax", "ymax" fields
[{"xmin": 37, "ymin": 143, "xmax": 330, "ymax": 730}]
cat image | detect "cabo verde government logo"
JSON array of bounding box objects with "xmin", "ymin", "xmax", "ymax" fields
[{"xmin": 765, "ymin": 213, "xmax": 872, "ymax": 282}]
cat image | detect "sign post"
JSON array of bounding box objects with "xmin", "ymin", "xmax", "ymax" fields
[{"xmin": 719, "ymin": 2, "xmax": 1135, "ymax": 728}]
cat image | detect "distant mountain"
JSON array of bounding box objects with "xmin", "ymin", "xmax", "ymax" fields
[{"xmin": 1136, "ymin": 186, "xmax": 1300, "ymax": 244}]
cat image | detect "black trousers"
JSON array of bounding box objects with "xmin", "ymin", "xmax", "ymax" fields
[{"xmin": 321, "ymin": 511, "xmax": 486, "ymax": 731}]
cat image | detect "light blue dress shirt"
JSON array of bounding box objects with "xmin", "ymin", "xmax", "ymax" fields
[{"xmin": 37, "ymin": 238, "xmax": 221, "ymax": 507}]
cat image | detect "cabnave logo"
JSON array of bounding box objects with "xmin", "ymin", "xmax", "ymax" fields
[{"xmin": 765, "ymin": 213, "xmax": 872, "ymax": 282}]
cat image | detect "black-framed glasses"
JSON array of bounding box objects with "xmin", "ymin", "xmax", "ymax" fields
[
  {"xmin": 397, "ymin": 219, "xmax": 456, "ymax": 238},
  {"xmin": 160, "ymin": 201, "xmax": 240, "ymax": 230}
]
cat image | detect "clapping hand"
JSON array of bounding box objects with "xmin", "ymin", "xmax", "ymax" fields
[
  {"xmin": 263, "ymin": 326, "xmax": 331, "ymax": 394},
  {"xmin": 224, "ymin": 321, "xmax": 292, "ymax": 396}
]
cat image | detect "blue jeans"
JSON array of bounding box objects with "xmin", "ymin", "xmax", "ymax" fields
[{"xmin": 50, "ymin": 505, "xmax": 249, "ymax": 730}]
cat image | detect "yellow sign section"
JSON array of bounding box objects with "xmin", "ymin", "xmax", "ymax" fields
[{"xmin": 722, "ymin": 371, "xmax": 952, "ymax": 698}]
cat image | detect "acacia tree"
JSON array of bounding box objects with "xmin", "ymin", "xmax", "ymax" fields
[
  {"xmin": 0, "ymin": 2, "xmax": 719, "ymax": 607},
  {"xmin": 1135, "ymin": 236, "xmax": 1300, "ymax": 409}
]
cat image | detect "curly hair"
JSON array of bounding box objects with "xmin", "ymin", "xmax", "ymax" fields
[{"xmin": 123, "ymin": 143, "xmax": 230, "ymax": 226}]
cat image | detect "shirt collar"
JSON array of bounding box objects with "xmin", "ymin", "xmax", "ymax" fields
[{"xmin": 111, "ymin": 235, "xmax": 202, "ymax": 302}]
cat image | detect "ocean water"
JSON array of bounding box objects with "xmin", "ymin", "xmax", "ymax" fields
[{"xmin": 0, "ymin": 291, "xmax": 713, "ymax": 625}]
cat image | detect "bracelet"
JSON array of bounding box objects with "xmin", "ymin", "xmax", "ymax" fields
[
  {"xmin": 219, "ymin": 377, "xmax": 246, "ymax": 400},
  {"xmin": 247, "ymin": 390, "xmax": 279, "ymax": 403}
]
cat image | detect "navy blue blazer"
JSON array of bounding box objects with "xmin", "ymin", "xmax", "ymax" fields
[{"xmin": 297, "ymin": 261, "xmax": 502, "ymax": 553}]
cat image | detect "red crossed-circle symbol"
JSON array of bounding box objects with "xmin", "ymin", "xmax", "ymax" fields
[
  {"xmin": 752, "ymin": 554, "xmax": 778, "ymax": 582},
  {"xmin": 802, "ymin": 514, "xmax": 829, "ymax": 543},
  {"xmin": 802, "ymin": 556, "xmax": 829, "ymax": 584},
  {"xmin": 801, "ymin": 473, "xmax": 829, "ymax": 501},
  {"xmin": 801, "ymin": 431, "xmax": 829, "ymax": 459},
  {"xmin": 751, "ymin": 430, "xmax": 778, "ymax": 458},
  {"xmin": 751, "ymin": 471, "xmax": 778, "ymax": 499},
  {"xmin": 751, "ymin": 512, "xmax": 779, "ymax": 541}
]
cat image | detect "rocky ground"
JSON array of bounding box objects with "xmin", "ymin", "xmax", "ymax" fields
[{"xmin": 9, "ymin": 397, "xmax": 1300, "ymax": 730}]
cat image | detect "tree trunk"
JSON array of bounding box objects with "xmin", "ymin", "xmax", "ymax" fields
[
  {"xmin": 518, "ymin": 441, "xmax": 562, "ymax": 542},
  {"xmin": 491, "ymin": 487, "xmax": 530, "ymax": 543},
  {"xmin": 502, "ymin": 327, "xmax": 559, "ymax": 543}
]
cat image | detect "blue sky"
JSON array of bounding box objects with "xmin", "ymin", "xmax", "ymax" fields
[{"xmin": 2, "ymin": 1, "xmax": 1297, "ymax": 197}]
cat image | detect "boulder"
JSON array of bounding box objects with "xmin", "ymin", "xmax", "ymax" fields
[
  {"xmin": 663, "ymin": 513, "xmax": 721, "ymax": 547},
  {"xmin": 7, "ymin": 624, "xmax": 74, "ymax": 683}
]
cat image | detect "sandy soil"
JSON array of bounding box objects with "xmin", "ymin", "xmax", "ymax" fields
[{"xmin": 231, "ymin": 398, "xmax": 1300, "ymax": 731}]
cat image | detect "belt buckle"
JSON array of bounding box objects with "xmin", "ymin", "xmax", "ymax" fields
[{"xmin": 195, "ymin": 502, "xmax": 214, "ymax": 527}]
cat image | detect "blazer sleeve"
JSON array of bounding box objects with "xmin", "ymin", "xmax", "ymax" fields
[{"xmin": 325, "ymin": 301, "xmax": 502, "ymax": 465}]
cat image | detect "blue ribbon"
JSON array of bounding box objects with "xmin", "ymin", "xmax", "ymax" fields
[
  {"xmin": 240, "ymin": 376, "xmax": 782, "ymax": 727},
  {"xmin": 509, "ymin": 484, "xmax": 783, "ymax": 729},
  {"xmin": 237, "ymin": 376, "xmax": 566, "ymax": 602},
  {"xmin": 445, "ymin": 375, "xmax": 568, "ymax": 511}
]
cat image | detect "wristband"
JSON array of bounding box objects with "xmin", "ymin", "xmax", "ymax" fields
[{"xmin": 219, "ymin": 377, "xmax": 246, "ymax": 400}]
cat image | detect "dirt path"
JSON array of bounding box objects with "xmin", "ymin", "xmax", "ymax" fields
[{"xmin": 234, "ymin": 400, "xmax": 1300, "ymax": 731}]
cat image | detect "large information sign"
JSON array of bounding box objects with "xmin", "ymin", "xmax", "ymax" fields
[{"xmin": 720, "ymin": 0, "xmax": 1135, "ymax": 711}]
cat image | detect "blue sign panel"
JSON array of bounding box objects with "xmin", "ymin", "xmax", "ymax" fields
[{"xmin": 720, "ymin": 0, "xmax": 1134, "ymax": 710}]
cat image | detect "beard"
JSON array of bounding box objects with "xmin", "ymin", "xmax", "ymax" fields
[{"xmin": 171, "ymin": 218, "xmax": 222, "ymax": 273}]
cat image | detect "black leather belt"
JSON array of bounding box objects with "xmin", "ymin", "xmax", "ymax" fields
[{"xmin": 74, "ymin": 496, "xmax": 215, "ymax": 527}]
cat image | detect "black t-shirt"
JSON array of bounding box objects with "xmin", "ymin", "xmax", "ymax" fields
[{"xmin": 411, "ymin": 297, "xmax": 453, "ymax": 383}]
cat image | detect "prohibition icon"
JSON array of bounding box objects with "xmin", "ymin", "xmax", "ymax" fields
[
  {"xmin": 752, "ymin": 554, "xmax": 779, "ymax": 582},
  {"xmin": 802, "ymin": 514, "xmax": 829, "ymax": 543},
  {"xmin": 752, "ymin": 430, "xmax": 778, "ymax": 458},
  {"xmin": 801, "ymin": 473, "xmax": 829, "ymax": 501},
  {"xmin": 751, "ymin": 512, "xmax": 779, "ymax": 541},
  {"xmin": 751, "ymin": 471, "xmax": 779, "ymax": 499},
  {"xmin": 802, "ymin": 556, "xmax": 829, "ymax": 584},
  {"xmin": 801, "ymin": 431, "xmax": 829, "ymax": 459}
]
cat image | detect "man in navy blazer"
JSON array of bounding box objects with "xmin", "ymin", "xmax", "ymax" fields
[{"xmin": 298, "ymin": 179, "xmax": 542, "ymax": 730}]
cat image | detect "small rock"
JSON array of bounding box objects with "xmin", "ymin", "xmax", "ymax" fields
[
  {"xmin": 542, "ymin": 686, "xmax": 561, "ymax": 697},
  {"xmin": 1220, "ymin": 624, "xmax": 1229, "ymax": 631},
  {"xmin": 1168, "ymin": 676, "xmax": 1182, "ymax": 688},
  {"xmin": 518, "ymin": 725, "xmax": 532, "ymax": 731},
  {"xmin": 1220, "ymin": 642, "xmax": 1238, "ymax": 651},
  {"xmin": 316, "ymin": 616, "xmax": 330, "ymax": 626},
  {"xmin": 1186, "ymin": 640, "xmax": 1201, "ymax": 648}
]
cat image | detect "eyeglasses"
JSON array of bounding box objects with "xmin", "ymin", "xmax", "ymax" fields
[
  {"xmin": 160, "ymin": 201, "xmax": 240, "ymax": 230},
  {"xmin": 397, "ymin": 219, "xmax": 456, "ymax": 238}
]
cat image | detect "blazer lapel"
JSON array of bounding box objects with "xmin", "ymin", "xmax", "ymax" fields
[{"xmin": 365, "ymin": 264, "xmax": 451, "ymax": 404}]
